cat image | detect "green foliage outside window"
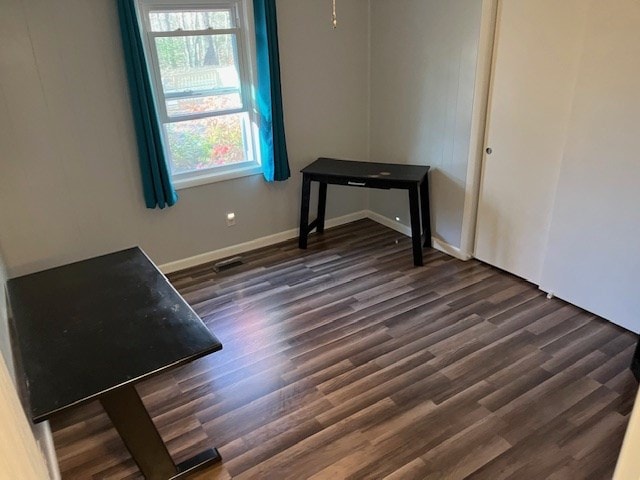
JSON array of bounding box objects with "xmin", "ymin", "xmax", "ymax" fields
[{"xmin": 166, "ymin": 114, "xmax": 245, "ymax": 174}]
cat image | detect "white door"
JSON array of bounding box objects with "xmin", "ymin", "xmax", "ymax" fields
[
  {"xmin": 474, "ymin": 0, "xmax": 588, "ymax": 283},
  {"xmin": 539, "ymin": 0, "xmax": 640, "ymax": 334}
]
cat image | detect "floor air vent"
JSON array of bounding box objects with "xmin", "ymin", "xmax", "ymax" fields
[{"xmin": 213, "ymin": 256, "xmax": 244, "ymax": 273}]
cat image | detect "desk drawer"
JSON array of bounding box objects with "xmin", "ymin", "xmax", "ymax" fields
[
  {"xmin": 311, "ymin": 175, "xmax": 400, "ymax": 190},
  {"xmin": 335, "ymin": 178, "xmax": 381, "ymax": 188},
  {"xmin": 320, "ymin": 176, "xmax": 371, "ymax": 187}
]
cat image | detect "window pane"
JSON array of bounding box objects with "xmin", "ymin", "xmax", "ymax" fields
[
  {"xmin": 155, "ymin": 34, "xmax": 242, "ymax": 116},
  {"xmin": 149, "ymin": 10, "xmax": 234, "ymax": 32},
  {"xmin": 166, "ymin": 93, "xmax": 242, "ymax": 117},
  {"xmin": 165, "ymin": 113, "xmax": 250, "ymax": 174}
]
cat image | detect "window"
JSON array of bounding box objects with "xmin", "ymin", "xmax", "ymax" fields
[{"xmin": 137, "ymin": 0, "xmax": 260, "ymax": 188}]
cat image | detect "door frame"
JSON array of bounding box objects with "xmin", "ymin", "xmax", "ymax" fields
[{"xmin": 459, "ymin": 0, "xmax": 499, "ymax": 259}]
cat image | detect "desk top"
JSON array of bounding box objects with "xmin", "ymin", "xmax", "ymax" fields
[
  {"xmin": 7, "ymin": 247, "xmax": 222, "ymax": 422},
  {"xmin": 301, "ymin": 158, "xmax": 429, "ymax": 183}
]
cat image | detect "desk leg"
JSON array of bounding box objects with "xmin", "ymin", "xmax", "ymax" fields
[
  {"xmin": 420, "ymin": 177, "xmax": 432, "ymax": 248},
  {"xmin": 317, "ymin": 182, "xmax": 327, "ymax": 234},
  {"xmin": 299, "ymin": 175, "xmax": 311, "ymax": 249},
  {"xmin": 408, "ymin": 186, "xmax": 423, "ymax": 266},
  {"xmin": 632, "ymin": 337, "xmax": 640, "ymax": 382},
  {"xmin": 101, "ymin": 385, "xmax": 220, "ymax": 480}
]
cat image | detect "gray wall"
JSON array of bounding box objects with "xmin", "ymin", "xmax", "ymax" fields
[
  {"xmin": 0, "ymin": 0, "xmax": 369, "ymax": 276},
  {"xmin": 368, "ymin": 0, "xmax": 483, "ymax": 249},
  {"xmin": 0, "ymin": 0, "xmax": 485, "ymax": 274}
]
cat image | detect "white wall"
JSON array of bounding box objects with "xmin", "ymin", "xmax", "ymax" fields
[
  {"xmin": 539, "ymin": 0, "xmax": 640, "ymax": 333},
  {"xmin": 0, "ymin": 0, "xmax": 369, "ymax": 276},
  {"xmin": 0, "ymin": 353, "xmax": 51, "ymax": 480},
  {"xmin": 368, "ymin": 0, "xmax": 483, "ymax": 251},
  {"xmin": 0, "ymin": 249, "xmax": 59, "ymax": 479},
  {"xmin": 615, "ymin": 387, "xmax": 640, "ymax": 479}
]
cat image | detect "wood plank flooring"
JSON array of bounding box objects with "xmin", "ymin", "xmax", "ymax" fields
[{"xmin": 50, "ymin": 219, "xmax": 639, "ymax": 479}]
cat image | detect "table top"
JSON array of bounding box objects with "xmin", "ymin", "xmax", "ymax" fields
[
  {"xmin": 301, "ymin": 158, "xmax": 429, "ymax": 183},
  {"xmin": 7, "ymin": 247, "xmax": 222, "ymax": 423}
]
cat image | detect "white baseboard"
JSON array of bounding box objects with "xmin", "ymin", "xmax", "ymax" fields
[
  {"xmin": 364, "ymin": 209, "xmax": 412, "ymax": 236},
  {"xmin": 159, "ymin": 211, "xmax": 367, "ymax": 273},
  {"xmin": 364, "ymin": 210, "xmax": 472, "ymax": 261},
  {"xmin": 431, "ymin": 237, "xmax": 472, "ymax": 261},
  {"xmin": 35, "ymin": 422, "xmax": 61, "ymax": 480},
  {"xmin": 159, "ymin": 209, "xmax": 472, "ymax": 274}
]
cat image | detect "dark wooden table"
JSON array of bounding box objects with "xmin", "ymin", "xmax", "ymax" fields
[
  {"xmin": 7, "ymin": 247, "xmax": 223, "ymax": 480},
  {"xmin": 299, "ymin": 158, "xmax": 431, "ymax": 266}
]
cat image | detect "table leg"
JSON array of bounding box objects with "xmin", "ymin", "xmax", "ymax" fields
[
  {"xmin": 101, "ymin": 385, "xmax": 220, "ymax": 480},
  {"xmin": 632, "ymin": 337, "xmax": 640, "ymax": 381},
  {"xmin": 299, "ymin": 175, "xmax": 312, "ymax": 249},
  {"xmin": 408, "ymin": 186, "xmax": 423, "ymax": 266},
  {"xmin": 317, "ymin": 182, "xmax": 328, "ymax": 234},
  {"xmin": 420, "ymin": 177, "xmax": 432, "ymax": 248}
]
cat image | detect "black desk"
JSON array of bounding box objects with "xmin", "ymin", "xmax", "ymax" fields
[
  {"xmin": 299, "ymin": 158, "xmax": 431, "ymax": 266},
  {"xmin": 7, "ymin": 248, "xmax": 223, "ymax": 480}
]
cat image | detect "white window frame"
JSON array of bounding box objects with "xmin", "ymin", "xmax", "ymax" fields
[{"xmin": 136, "ymin": 0, "xmax": 262, "ymax": 189}]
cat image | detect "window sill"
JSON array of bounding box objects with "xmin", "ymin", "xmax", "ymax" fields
[{"xmin": 173, "ymin": 164, "xmax": 263, "ymax": 190}]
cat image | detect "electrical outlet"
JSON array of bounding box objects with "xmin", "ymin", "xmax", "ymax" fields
[{"xmin": 226, "ymin": 212, "xmax": 236, "ymax": 226}]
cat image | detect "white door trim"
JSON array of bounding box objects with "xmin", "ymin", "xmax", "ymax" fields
[{"xmin": 459, "ymin": 0, "xmax": 499, "ymax": 258}]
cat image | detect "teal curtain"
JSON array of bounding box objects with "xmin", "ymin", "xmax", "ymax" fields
[
  {"xmin": 117, "ymin": 0, "xmax": 178, "ymax": 209},
  {"xmin": 253, "ymin": 0, "xmax": 291, "ymax": 182}
]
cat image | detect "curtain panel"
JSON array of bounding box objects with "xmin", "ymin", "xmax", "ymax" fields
[
  {"xmin": 117, "ymin": 0, "xmax": 178, "ymax": 209},
  {"xmin": 253, "ymin": 0, "xmax": 291, "ymax": 182}
]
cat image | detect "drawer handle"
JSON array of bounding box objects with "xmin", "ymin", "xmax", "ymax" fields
[{"xmin": 348, "ymin": 181, "xmax": 367, "ymax": 186}]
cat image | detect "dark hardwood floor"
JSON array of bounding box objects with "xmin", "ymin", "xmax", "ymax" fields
[{"xmin": 50, "ymin": 219, "xmax": 639, "ymax": 479}]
